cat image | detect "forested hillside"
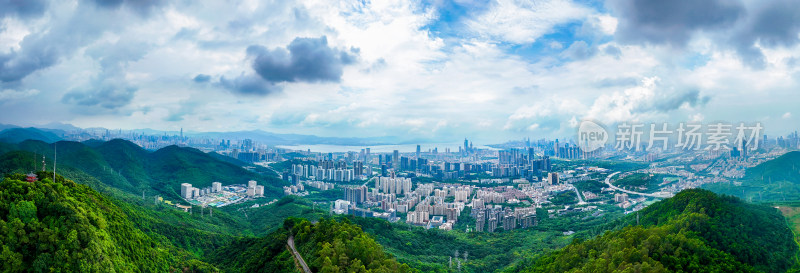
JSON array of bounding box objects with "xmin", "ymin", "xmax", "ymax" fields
[
  {"xmin": 508, "ymin": 189, "xmax": 798, "ymax": 273},
  {"xmin": 0, "ymin": 172, "xmax": 216, "ymax": 272},
  {"xmin": 0, "ymin": 139, "xmax": 287, "ymax": 199},
  {"xmin": 212, "ymin": 217, "xmax": 415, "ymax": 273},
  {"xmin": 704, "ymin": 151, "xmax": 800, "ymax": 202}
]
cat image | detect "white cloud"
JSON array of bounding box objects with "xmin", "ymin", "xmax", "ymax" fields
[
  {"xmin": 467, "ymin": 0, "xmax": 591, "ymax": 44},
  {"xmin": 0, "ymin": 89, "xmax": 40, "ymax": 101},
  {"xmin": 784, "ymin": 112, "xmax": 792, "ymax": 119},
  {"xmin": 1, "ymin": 0, "xmax": 799, "ymax": 142},
  {"xmin": 593, "ymin": 14, "xmax": 618, "ymax": 35},
  {"xmin": 585, "ymin": 77, "xmax": 658, "ymax": 123}
]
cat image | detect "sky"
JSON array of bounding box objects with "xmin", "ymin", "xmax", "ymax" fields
[{"xmin": 0, "ymin": 0, "xmax": 799, "ymax": 143}]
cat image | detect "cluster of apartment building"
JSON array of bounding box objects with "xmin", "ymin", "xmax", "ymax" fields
[
  {"xmin": 180, "ymin": 182, "xmax": 223, "ymax": 199},
  {"xmin": 290, "ymin": 160, "xmax": 366, "ymax": 182},
  {"xmin": 180, "ymin": 180, "xmax": 264, "ymax": 202},
  {"xmin": 472, "ymin": 205, "xmax": 537, "ymax": 232}
]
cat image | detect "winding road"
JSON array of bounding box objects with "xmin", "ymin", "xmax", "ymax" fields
[
  {"xmin": 288, "ymin": 235, "xmax": 312, "ymax": 273},
  {"xmin": 572, "ymin": 186, "xmax": 587, "ymax": 205},
  {"xmin": 604, "ymin": 172, "xmax": 673, "ymax": 198}
]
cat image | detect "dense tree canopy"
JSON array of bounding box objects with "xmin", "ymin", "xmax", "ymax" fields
[
  {"xmin": 0, "ymin": 172, "xmax": 216, "ymax": 272},
  {"xmin": 212, "ymin": 217, "xmax": 415, "ymax": 273},
  {"xmin": 512, "ymin": 189, "xmax": 798, "ymax": 273}
]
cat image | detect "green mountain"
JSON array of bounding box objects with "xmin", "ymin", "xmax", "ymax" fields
[
  {"xmin": 0, "ymin": 139, "xmax": 287, "ymax": 199},
  {"xmin": 704, "ymin": 151, "xmax": 800, "ymax": 202},
  {"xmin": 510, "ymin": 189, "xmax": 798, "ymax": 273},
  {"xmin": 0, "ymin": 128, "xmax": 62, "ymax": 144},
  {"xmin": 0, "ymin": 172, "xmax": 216, "ymax": 272},
  {"xmin": 211, "ymin": 217, "xmax": 415, "ymax": 273}
]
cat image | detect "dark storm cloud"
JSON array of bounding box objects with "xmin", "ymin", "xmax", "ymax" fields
[
  {"xmin": 730, "ymin": 0, "xmax": 800, "ymax": 68},
  {"xmin": 610, "ymin": 0, "xmax": 800, "ymax": 68},
  {"xmin": 247, "ymin": 36, "xmax": 359, "ymax": 84},
  {"xmin": 610, "ymin": 0, "xmax": 744, "ymax": 46},
  {"xmin": 0, "ymin": 0, "xmax": 48, "ymax": 19},
  {"xmin": 193, "ymin": 74, "xmax": 211, "ymax": 83},
  {"xmin": 219, "ymin": 74, "xmax": 279, "ymax": 96}
]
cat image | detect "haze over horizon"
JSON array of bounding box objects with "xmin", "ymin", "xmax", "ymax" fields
[{"xmin": 2, "ymin": 0, "xmax": 799, "ymax": 143}]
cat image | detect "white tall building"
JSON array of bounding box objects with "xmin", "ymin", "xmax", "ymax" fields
[
  {"xmin": 212, "ymin": 182, "xmax": 222, "ymax": 192},
  {"xmin": 248, "ymin": 180, "xmax": 257, "ymax": 188},
  {"xmin": 246, "ymin": 187, "xmax": 255, "ymax": 197},
  {"xmin": 333, "ymin": 199, "xmax": 351, "ymax": 214},
  {"xmin": 181, "ymin": 183, "xmax": 193, "ymax": 199},
  {"xmin": 376, "ymin": 177, "xmax": 412, "ymax": 195},
  {"xmin": 255, "ymin": 185, "xmax": 265, "ymax": 196},
  {"xmin": 454, "ymin": 187, "xmax": 471, "ymax": 202}
]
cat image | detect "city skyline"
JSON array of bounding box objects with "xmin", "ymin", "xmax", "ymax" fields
[{"xmin": 1, "ymin": 0, "xmax": 799, "ymax": 143}]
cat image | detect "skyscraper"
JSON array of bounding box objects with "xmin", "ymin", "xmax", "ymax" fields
[
  {"xmin": 416, "ymin": 144, "xmax": 421, "ymax": 159},
  {"xmin": 181, "ymin": 183, "xmax": 193, "ymax": 199},
  {"xmin": 464, "ymin": 138, "xmax": 469, "ymax": 153}
]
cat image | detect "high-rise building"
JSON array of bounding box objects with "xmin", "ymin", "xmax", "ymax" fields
[
  {"xmin": 392, "ymin": 150, "xmax": 399, "ymax": 165},
  {"xmin": 464, "ymin": 138, "xmax": 469, "ymax": 153},
  {"xmin": 416, "ymin": 145, "xmax": 421, "ymax": 159},
  {"xmin": 487, "ymin": 217, "xmax": 498, "ymax": 232},
  {"xmin": 255, "ymin": 185, "xmax": 265, "ymax": 196},
  {"xmin": 212, "ymin": 182, "xmax": 222, "ymax": 192},
  {"xmin": 181, "ymin": 183, "xmax": 193, "ymax": 199},
  {"xmin": 548, "ymin": 172, "xmax": 559, "ymax": 185},
  {"xmin": 503, "ymin": 215, "xmax": 517, "ymax": 230},
  {"xmin": 246, "ymin": 187, "xmax": 255, "ymax": 197},
  {"xmin": 344, "ymin": 186, "xmax": 367, "ymax": 204},
  {"xmin": 248, "ymin": 180, "xmax": 257, "ymax": 189}
]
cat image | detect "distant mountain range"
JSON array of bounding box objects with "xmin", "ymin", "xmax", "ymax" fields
[
  {"xmin": 0, "ymin": 127, "xmax": 63, "ymax": 143},
  {"xmin": 0, "ymin": 123, "xmax": 439, "ymax": 146},
  {"xmin": 704, "ymin": 151, "xmax": 800, "ymax": 202}
]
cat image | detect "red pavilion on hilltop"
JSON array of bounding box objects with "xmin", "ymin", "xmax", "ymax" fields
[{"xmin": 26, "ymin": 173, "xmax": 38, "ymax": 182}]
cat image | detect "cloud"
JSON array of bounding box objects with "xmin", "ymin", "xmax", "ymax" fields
[
  {"xmin": 784, "ymin": 112, "xmax": 792, "ymax": 119},
  {"xmin": 61, "ymin": 84, "xmax": 137, "ymax": 111},
  {"xmin": 91, "ymin": 0, "xmax": 165, "ymax": 17},
  {"xmin": 586, "ymin": 78, "xmax": 711, "ymax": 123},
  {"xmin": 0, "ymin": 1, "xmax": 149, "ymax": 84},
  {"xmin": 193, "ymin": 74, "xmax": 211, "ymax": 83},
  {"xmin": 610, "ymin": 0, "xmax": 800, "ymax": 68},
  {"xmin": 247, "ymin": 36, "xmax": 358, "ymax": 84},
  {"xmin": 468, "ymin": 0, "xmax": 591, "ymax": 44},
  {"xmin": 561, "ymin": 41, "xmax": 597, "ymax": 60},
  {"xmin": 57, "ymin": 37, "xmax": 150, "ymax": 112},
  {"xmin": 649, "ymin": 90, "xmax": 710, "ymax": 112},
  {"xmin": 594, "ymin": 76, "xmax": 638, "ymax": 88},
  {"xmin": 0, "ymin": 0, "xmax": 48, "ymax": 19},
  {"xmin": 218, "ymin": 74, "xmax": 279, "ymax": 96},
  {"xmin": 603, "ymin": 45, "xmax": 622, "ymax": 59},
  {"xmin": 0, "ymin": 88, "xmax": 39, "ymax": 101},
  {"xmin": 729, "ymin": 0, "xmax": 800, "ymax": 68},
  {"xmin": 610, "ymin": 0, "xmax": 744, "ymax": 46}
]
